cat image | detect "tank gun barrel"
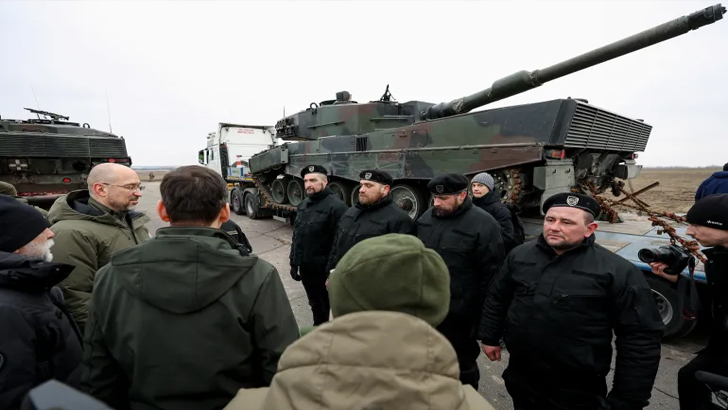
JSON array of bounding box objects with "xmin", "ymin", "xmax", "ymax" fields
[{"xmin": 421, "ymin": 3, "xmax": 726, "ymax": 120}]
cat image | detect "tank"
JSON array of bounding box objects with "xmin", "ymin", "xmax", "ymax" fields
[
  {"xmin": 0, "ymin": 107, "xmax": 133, "ymax": 210},
  {"xmin": 248, "ymin": 4, "xmax": 725, "ymax": 220}
]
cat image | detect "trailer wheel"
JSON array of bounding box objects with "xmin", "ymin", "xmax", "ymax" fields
[
  {"xmin": 231, "ymin": 191, "xmax": 244, "ymax": 215},
  {"xmin": 644, "ymin": 273, "xmax": 697, "ymax": 339},
  {"xmin": 244, "ymin": 193, "xmax": 260, "ymax": 220}
]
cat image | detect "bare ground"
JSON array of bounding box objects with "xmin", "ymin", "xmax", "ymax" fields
[{"xmin": 609, "ymin": 167, "xmax": 719, "ymax": 214}]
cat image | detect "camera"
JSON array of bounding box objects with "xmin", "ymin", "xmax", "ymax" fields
[{"xmin": 638, "ymin": 244, "xmax": 693, "ymax": 275}]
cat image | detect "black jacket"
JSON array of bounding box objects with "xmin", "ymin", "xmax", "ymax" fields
[
  {"xmin": 473, "ymin": 191, "xmax": 517, "ymax": 252},
  {"xmin": 326, "ymin": 195, "xmax": 414, "ymax": 273},
  {"xmin": 414, "ymin": 197, "xmax": 505, "ymax": 332},
  {"xmin": 479, "ymin": 234, "xmax": 665, "ymax": 409},
  {"xmin": 290, "ymin": 187, "xmax": 349, "ymax": 268},
  {"xmin": 703, "ymin": 246, "xmax": 728, "ymax": 352},
  {"xmin": 0, "ymin": 252, "xmax": 83, "ymax": 410}
]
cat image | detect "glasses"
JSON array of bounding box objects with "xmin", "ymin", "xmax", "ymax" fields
[{"xmin": 100, "ymin": 182, "xmax": 145, "ymax": 192}]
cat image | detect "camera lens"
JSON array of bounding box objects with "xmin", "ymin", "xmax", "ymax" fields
[{"xmin": 638, "ymin": 249, "xmax": 658, "ymax": 263}]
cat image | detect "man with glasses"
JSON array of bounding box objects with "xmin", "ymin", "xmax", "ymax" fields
[{"xmin": 47, "ymin": 162, "xmax": 151, "ymax": 333}]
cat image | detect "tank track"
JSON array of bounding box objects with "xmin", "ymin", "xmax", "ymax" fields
[{"xmin": 252, "ymin": 175, "xmax": 298, "ymax": 212}]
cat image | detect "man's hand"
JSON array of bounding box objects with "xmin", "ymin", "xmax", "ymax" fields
[
  {"xmin": 482, "ymin": 344, "xmax": 501, "ymax": 361},
  {"xmin": 649, "ymin": 262, "xmax": 678, "ymax": 283},
  {"xmin": 290, "ymin": 265, "xmax": 301, "ymax": 281}
]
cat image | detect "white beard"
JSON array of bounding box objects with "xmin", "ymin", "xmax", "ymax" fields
[{"xmin": 23, "ymin": 239, "xmax": 54, "ymax": 262}]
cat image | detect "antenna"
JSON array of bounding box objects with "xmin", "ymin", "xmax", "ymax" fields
[
  {"xmin": 31, "ymin": 86, "xmax": 40, "ymax": 112},
  {"xmin": 105, "ymin": 89, "xmax": 113, "ymax": 133}
]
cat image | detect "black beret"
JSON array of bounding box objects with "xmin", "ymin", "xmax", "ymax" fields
[
  {"xmin": 428, "ymin": 173, "xmax": 469, "ymax": 195},
  {"xmin": 542, "ymin": 192, "xmax": 601, "ymax": 218},
  {"xmin": 687, "ymin": 193, "xmax": 728, "ymax": 230},
  {"xmin": 301, "ymin": 164, "xmax": 328, "ymax": 178},
  {"xmin": 0, "ymin": 194, "xmax": 49, "ymax": 252},
  {"xmin": 359, "ymin": 169, "xmax": 393, "ymax": 186}
]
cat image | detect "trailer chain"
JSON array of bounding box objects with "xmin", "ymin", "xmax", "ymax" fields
[
  {"xmin": 577, "ymin": 181, "xmax": 706, "ymax": 263},
  {"xmin": 252, "ymin": 175, "xmax": 298, "ymax": 212}
]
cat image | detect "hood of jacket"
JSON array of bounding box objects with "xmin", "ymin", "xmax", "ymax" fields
[
  {"xmin": 0, "ymin": 251, "xmax": 75, "ymax": 291},
  {"xmin": 108, "ymin": 226, "xmax": 258, "ymax": 314},
  {"xmin": 229, "ymin": 311, "xmax": 493, "ymax": 410},
  {"xmin": 47, "ymin": 189, "xmax": 148, "ymax": 228},
  {"xmin": 711, "ymin": 171, "xmax": 728, "ymax": 179}
]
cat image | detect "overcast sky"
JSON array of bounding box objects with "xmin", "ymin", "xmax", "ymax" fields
[{"xmin": 1, "ymin": 0, "xmax": 726, "ymax": 168}]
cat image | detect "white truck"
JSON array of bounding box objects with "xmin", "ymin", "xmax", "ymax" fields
[{"xmin": 197, "ymin": 122, "xmax": 295, "ymax": 221}]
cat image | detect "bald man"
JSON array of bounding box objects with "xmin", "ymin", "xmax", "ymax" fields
[{"xmin": 47, "ymin": 163, "xmax": 151, "ymax": 332}]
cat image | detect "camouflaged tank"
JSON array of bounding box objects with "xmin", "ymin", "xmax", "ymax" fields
[
  {"xmin": 0, "ymin": 108, "xmax": 132, "ymax": 209},
  {"xmin": 249, "ymin": 4, "xmax": 725, "ymax": 220}
]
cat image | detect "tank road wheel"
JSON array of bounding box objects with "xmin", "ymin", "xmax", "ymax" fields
[
  {"xmin": 328, "ymin": 181, "xmax": 353, "ymax": 206},
  {"xmin": 287, "ymin": 178, "xmax": 305, "ymax": 207},
  {"xmin": 270, "ymin": 179, "xmax": 288, "ymax": 204},
  {"xmin": 231, "ymin": 191, "xmax": 244, "ymax": 215},
  {"xmin": 390, "ymin": 184, "xmax": 427, "ymax": 220},
  {"xmin": 350, "ymin": 185, "xmax": 362, "ymax": 206}
]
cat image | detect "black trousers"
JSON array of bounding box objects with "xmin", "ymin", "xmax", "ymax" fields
[
  {"xmin": 300, "ymin": 263, "xmax": 330, "ymax": 326},
  {"xmin": 678, "ymin": 348, "xmax": 728, "ymax": 410},
  {"xmin": 437, "ymin": 315, "xmax": 481, "ymax": 390},
  {"xmin": 503, "ymin": 356, "xmax": 608, "ymax": 410}
]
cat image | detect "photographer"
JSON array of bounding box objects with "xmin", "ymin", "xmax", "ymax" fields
[{"xmin": 650, "ymin": 193, "xmax": 728, "ymax": 410}]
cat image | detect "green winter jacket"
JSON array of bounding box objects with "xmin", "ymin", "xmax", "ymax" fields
[
  {"xmin": 47, "ymin": 190, "xmax": 151, "ymax": 332},
  {"xmin": 79, "ymin": 226, "xmax": 300, "ymax": 410}
]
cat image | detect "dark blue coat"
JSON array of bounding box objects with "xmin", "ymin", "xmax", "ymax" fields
[
  {"xmin": 0, "ymin": 252, "xmax": 83, "ymax": 410},
  {"xmin": 696, "ymin": 171, "xmax": 728, "ymax": 201}
]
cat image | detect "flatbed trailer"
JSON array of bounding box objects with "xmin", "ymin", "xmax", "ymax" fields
[{"xmin": 521, "ymin": 213, "xmax": 707, "ymax": 339}]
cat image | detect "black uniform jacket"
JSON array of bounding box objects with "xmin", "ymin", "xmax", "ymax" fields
[
  {"xmin": 478, "ymin": 234, "xmax": 665, "ymax": 408},
  {"xmin": 703, "ymin": 246, "xmax": 728, "ymax": 352},
  {"xmin": 0, "ymin": 252, "xmax": 83, "ymax": 410},
  {"xmin": 473, "ymin": 192, "xmax": 517, "ymax": 252},
  {"xmin": 289, "ymin": 186, "xmax": 349, "ymax": 268},
  {"xmin": 326, "ymin": 195, "xmax": 414, "ymax": 273},
  {"xmin": 414, "ymin": 197, "xmax": 505, "ymax": 331}
]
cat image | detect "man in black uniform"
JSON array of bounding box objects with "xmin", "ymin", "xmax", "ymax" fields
[
  {"xmin": 289, "ymin": 165, "xmax": 348, "ymax": 325},
  {"xmin": 479, "ymin": 192, "xmax": 665, "ymax": 410},
  {"xmin": 413, "ymin": 173, "xmax": 506, "ymax": 390},
  {"xmin": 650, "ymin": 193, "xmax": 728, "ymax": 410},
  {"xmin": 326, "ymin": 169, "xmax": 413, "ymax": 274}
]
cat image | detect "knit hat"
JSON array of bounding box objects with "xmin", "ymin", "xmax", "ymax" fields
[
  {"xmin": 0, "ymin": 181, "xmax": 17, "ymax": 196},
  {"xmin": 471, "ymin": 172, "xmax": 494, "ymax": 191},
  {"xmin": 328, "ymin": 233, "xmax": 450, "ymax": 327},
  {"xmin": 0, "ymin": 194, "xmax": 49, "ymax": 252},
  {"xmin": 687, "ymin": 193, "xmax": 728, "ymax": 230}
]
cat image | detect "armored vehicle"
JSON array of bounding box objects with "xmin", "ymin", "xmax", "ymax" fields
[
  {"xmin": 248, "ymin": 4, "xmax": 725, "ymax": 220},
  {"xmin": 0, "ymin": 108, "xmax": 132, "ymax": 209}
]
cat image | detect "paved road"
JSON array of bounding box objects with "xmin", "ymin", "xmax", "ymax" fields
[{"xmin": 137, "ymin": 181, "xmax": 708, "ymax": 409}]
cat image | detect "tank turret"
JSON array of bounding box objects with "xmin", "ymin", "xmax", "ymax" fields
[
  {"xmin": 422, "ymin": 3, "xmax": 725, "ymax": 120},
  {"xmin": 246, "ymin": 3, "xmax": 726, "ymax": 220},
  {"xmin": 0, "ymin": 107, "xmax": 132, "ymax": 209}
]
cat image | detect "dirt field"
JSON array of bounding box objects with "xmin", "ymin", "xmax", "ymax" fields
[
  {"xmin": 610, "ymin": 167, "xmax": 719, "ymax": 214},
  {"xmin": 136, "ymin": 170, "xmax": 171, "ymax": 182}
]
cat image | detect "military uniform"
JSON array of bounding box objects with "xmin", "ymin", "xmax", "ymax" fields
[
  {"xmin": 326, "ymin": 169, "xmax": 414, "ymax": 273},
  {"xmin": 478, "ymin": 193, "xmax": 665, "ymax": 410},
  {"xmin": 289, "ymin": 165, "xmax": 349, "ymax": 325},
  {"xmin": 414, "ymin": 173, "xmax": 506, "ymax": 389}
]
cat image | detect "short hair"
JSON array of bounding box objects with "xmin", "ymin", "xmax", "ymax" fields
[
  {"xmin": 723, "ymin": 162, "xmax": 728, "ymax": 172},
  {"xmin": 584, "ymin": 211, "xmax": 595, "ymax": 225},
  {"xmin": 160, "ymin": 165, "xmax": 228, "ymax": 225}
]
